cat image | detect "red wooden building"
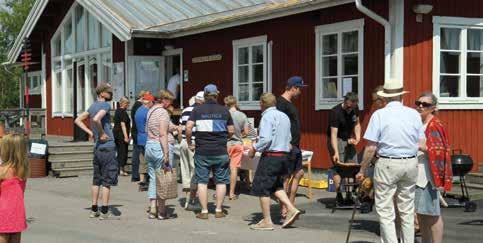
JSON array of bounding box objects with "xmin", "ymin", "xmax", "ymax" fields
[{"xmin": 7, "ymin": 0, "xmax": 483, "ymax": 170}]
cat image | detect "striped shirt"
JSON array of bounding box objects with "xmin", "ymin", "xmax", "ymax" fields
[
  {"xmin": 146, "ymin": 104, "xmax": 170, "ymax": 142},
  {"xmin": 179, "ymin": 104, "xmax": 197, "ymax": 139}
]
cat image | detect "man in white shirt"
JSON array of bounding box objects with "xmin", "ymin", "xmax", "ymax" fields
[
  {"xmin": 167, "ymin": 71, "xmax": 180, "ymax": 101},
  {"xmin": 356, "ymin": 79, "xmax": 426, "ymax": 243}
]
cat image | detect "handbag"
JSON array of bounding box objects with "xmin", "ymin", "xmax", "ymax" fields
[{"xmin": 156, "ymin": 167, "xmax": 178, "ymax": 200}]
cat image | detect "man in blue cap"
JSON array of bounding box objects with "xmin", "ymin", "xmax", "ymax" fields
[
  {"xmin": 186, "ymin": 84, "xmax": 235, "ymax": 220},
  {"xmin": 276, "ymin": 76, "xmax": 307, "ymax": 219}
]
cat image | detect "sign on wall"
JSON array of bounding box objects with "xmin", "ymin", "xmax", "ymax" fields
[{"xmin": 192, "ymin": 54, "xmax": 222, "ymax": 63}]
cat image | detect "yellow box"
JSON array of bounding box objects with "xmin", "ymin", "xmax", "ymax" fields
[{"xmin": 298, "ymin": 178, "xmax": 328, "ymax": 189}]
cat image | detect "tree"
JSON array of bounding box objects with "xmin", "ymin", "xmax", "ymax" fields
[{"xmin": 0, "ymin": 0, "xmax": 35, "ymax": 109}]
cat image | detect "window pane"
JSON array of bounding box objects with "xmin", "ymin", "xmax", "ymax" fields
[
  {"xmin": 101, "ymin": 25, "xmax": 111, "ymax": 48},
  {"xmin": 252, "ymin": 83, "xmax": 263, "ymax": 101},
  {"xmin": 342, "ymin": 76, "xmax": 358, "ymax": 95},
  {"xmin": 65, "ymin": 21, "xmax": 73, "ymax": 54},
  {"xmin": 75, "ymin": 6, "xmax": 85, "ymax": 52},
  {"xmin": 439, "ymin": 75, "xmax": 460, "ymax": 97},
  {"xmin": 440, "ymin": 28, "xmax": 460, "ymax": 50},
  {"xmin": 323, "ymin": 34, "xmax": 337, "ymax": 55},
  {"xmin": 467, "ymin": 76, "xmax": 483, "ymax": 97},
  {"xmin": 89, "ymin": 57, "xmax": 98, "ymax": 102},
  {"xmin": 134, "ymin": 60, "xmax": 160, "ymax": 97},
  {"xmin": 238, "ymin": 47, "xmax": 248, "ymax": 65},
  {"xmin": 238, "ymin": 66, "xmax": 248, "ymax": 83},
  {"xmin": 252, "ymin": 45, "xmax": 264, "ymax": 63},
  {"xmin": 54, "ymin": 36, "xmax": 61, "ymax": 56},
  {"xmin": 102, "ymin": 53, "xmax": 112, "ymax": 83},
  {"xmin": 440, "ymin": 52, "xmax": 460, "ymax": 74},
  {"xmin": 342, "ymin": 31, "xmax": 358, "ymax": 53},
  {"xmin": 238, "ymin": 84, "xmax": 249, "ymax": 101},
  {"xmin": 65, "ymin": 68, "xmax": 73, "ymax": 113},
  {"xmin": 323, "ymin": 56, "xmax": 337, "ymax": 77},
  {"xmin": 54, "ymin": 72, "xmax": 62, "ymax": 113},
  {"xmin": 467, "ymin": 52, "xmax": 483, "ymax": 74},
  {"xmin": 77, "ymin": 64, "xmax": 85, "ymax": 112},
  {"xmin": 253, "ymin": 64, "xmax": 264, "ymax": 82},
  {"xmin": 322, "ymin": 78, "xmax": 338, "ymax": 98},
  {"xmin": 88, "ymin": 13, "xmax": 99, "ymax": 50},
  {"xmin": 343, "ymin": 54, "xmax": 358, "ymax": 75},
  {"xmin": 468, "ymin": 29, "xmax": 483, "ymax": 51}
]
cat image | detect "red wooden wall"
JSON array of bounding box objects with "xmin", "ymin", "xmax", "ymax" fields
[
  {"xmin": 170, "ymin": 0, "xmax": 387, "ymax": 168},
  {"xmin": 404, "ymin": 0, "xmax": 483, "ymax": 170}
]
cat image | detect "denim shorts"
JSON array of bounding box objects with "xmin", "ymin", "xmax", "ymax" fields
[
  {"xmin": 93, "ymin": 146, "xmax": 118, "ymax": 187},
  {"xmin": 194, "ymin": 154, "xmax": 230, "ymax": 185},
  {"xmin": 415, "ymin": 182, "xmax": 441, "ymax": 216}
]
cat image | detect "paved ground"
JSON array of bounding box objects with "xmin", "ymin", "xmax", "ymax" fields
[{"xmin": 22, "ymin": 176, "xmax": 483, "ymax": 243}]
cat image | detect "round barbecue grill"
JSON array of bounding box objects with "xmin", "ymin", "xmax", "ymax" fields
[{"xmin": 447, "ymin": 149, "xmax": 477, "ymax": 212}]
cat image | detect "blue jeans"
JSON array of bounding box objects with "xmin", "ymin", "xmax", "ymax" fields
[
  {"xmin": 195, "ymin": 154, "xmax": 230, "ymax": 185},
  {"xmin": 131, "ymin": 144, "xmax": 142, "ymax": 181},
  {"xmin": 145, "ymin": 141, "xmax": 165, "ymax": 199}
]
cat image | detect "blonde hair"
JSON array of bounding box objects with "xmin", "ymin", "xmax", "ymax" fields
[
  {"xmin": 119, "ymin": 96, "xmax": 130, "ymax": 106},
  {"xmin": 159, "ymin": 90, "xmax": 175, "ymax": 101},
  {"xmin": 0, "ymin": 134, "xmax": 29, "ymax": 180},
  {"xmin": 260, "ymin": 92, "xmax": 277, "ymax": 108},
  {"xmin": 224, "ymin": 96, "xmax": 239, "ymax": 109},
  {"xmin": 137, "ymin": 90, "xmax": 148, "ymax": 99}
]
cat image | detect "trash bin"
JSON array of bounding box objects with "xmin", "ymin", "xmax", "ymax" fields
[{"xmin": 28, "ymin": 136, "xmax": 48, "ymax": 178}]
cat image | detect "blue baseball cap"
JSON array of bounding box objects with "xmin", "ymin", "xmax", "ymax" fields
[
  {"xmin": 204, "ymin": 84, "xmax": 219, "ymax": 94},
  {"xmin": 287, "ymin": 76, "xmax": 307, "ymax": 88}
]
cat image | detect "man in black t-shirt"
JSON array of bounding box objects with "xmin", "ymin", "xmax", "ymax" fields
[
  {"xmin": 327, "ymin": 92, "xmax": 361, "ymax": 204},
  {"xmin": 276, "ymin": 76, "xmax": 307, "ymax": 217}
]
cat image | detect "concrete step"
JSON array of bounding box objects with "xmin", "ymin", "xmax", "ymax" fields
[
  {"xmin": 48, "ymin": 152, "xmax": 93, "ymax": 162},
  {"xmin": 52, "ymin": 166, "xmax": 93, "ymax": 178},
  {"xmin": 447, "ymin": 183, "xmax": 483, "ymax": 201},
  {"xmin": 480, "ymin": 164, "xmax": 483, "ymax": 172},
  {"xmin": 49, "ymin": 145, "xmax": 93, "ymax": 154},
  {"xmin": 467, "ymin": 172, "xmax": 483, "ymax": 185},
  {"xmin": 50, "ymin": 159, "xmax": 93, "ymax": 170}
]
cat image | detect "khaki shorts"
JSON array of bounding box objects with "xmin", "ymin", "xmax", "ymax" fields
[{"xmin": 139, "ymin": 148, "xmax": 148, "ymax": 174}]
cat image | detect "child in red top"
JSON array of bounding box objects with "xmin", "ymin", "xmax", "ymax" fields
[{"xmin": 0, "ymin": 134, "xmax": 29, "ymax": 243}]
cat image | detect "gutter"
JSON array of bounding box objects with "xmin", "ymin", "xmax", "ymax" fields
[{"xmin": 355, "ymin": 0, "xmax": 391, "ymax": 81}]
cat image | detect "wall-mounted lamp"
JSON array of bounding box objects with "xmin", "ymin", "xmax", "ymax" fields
[{"xmin": 413, "ymin": 4, "xmax": 433, "ymax": 23}]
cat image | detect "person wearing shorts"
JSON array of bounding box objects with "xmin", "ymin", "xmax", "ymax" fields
[
  {"xmin": 327, "ymin": 92, "xmax": 361, "ymax": 205},
  {"xmin": 186, "ymin": 84, "xmax": 234, "ymax": 220},
  {"xmin": 224, "ymin": 95, "xmax": 249, "ymax": 200},
  {"xmin": 75, "ymin": 83, "xmax": 117, "ymax": 220},
  {"xmin": 248, "ymin": 92, "xmax": 301, "ymax": 231}
]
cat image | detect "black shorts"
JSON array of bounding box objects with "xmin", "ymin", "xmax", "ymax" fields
[
  {"xmin": 251, "ymin": 154, "xmax": 288, "ymax": 197},
  {"xmin": 286, "ymin": 146, "xmax": 303, "ymax": 175},
  {"xmin": 93, "ymin": 147, "xmax": 119, "ymax": 187}
]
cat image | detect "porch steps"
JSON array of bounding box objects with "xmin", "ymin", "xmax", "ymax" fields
[
  {"xmin": 48, "ymin": 141, "xmax": 133, "ymax": 177},
  {"xmin": 467, "ymin": 172, "xmax": 483, "ymax": 185}
]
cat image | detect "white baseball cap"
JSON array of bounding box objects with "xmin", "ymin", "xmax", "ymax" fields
[{"xmin": 195, "ymin": 91, "xmax": 204, "ymax": 101}]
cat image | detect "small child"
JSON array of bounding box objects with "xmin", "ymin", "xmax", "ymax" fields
[{"xmin": 0, "ymin": 134, "xmax": 29, "ymax": 243}]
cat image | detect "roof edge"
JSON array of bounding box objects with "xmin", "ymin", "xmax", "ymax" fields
[{"xmin": 7, "ymin": 0, "xmax": 49, "ymax": 64}]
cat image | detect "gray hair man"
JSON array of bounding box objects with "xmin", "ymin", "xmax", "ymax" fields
[
  {"xmin": 356, "ymin": 80, "xmax": 426, "ymax": 243},
  {"xmin": 248, "ymin": 92, "xmax": 301, "ymax": 230}
]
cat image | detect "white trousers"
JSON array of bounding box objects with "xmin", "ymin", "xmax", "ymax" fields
[
  {"xmin": 374, "ymin": 157, "xmax": 418, "ymax": 243},
  {"xmin": 179, "ymin": 139, "xmax": 195, "ymax": 189}
]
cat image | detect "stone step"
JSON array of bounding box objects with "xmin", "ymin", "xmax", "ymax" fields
[
  {"xmin": 52, "ymin": 166, "xmax": 94, "ymax": 178},
  {"xmin": 467, "ymin": 173, "xmax": 483, "ymax": 185},
  {"xmin": 49, "ymin": 145, "xmax": 93, "ymax": 154},
  {"xmin": 447, "ymin": 183, "xmax": 483, "ymax": 201},
  {"xmin": 50, "ymin": 159, "xmax": 93, "ymax": 170},
  {"xmin": 48, "ymin": 152, "xmax": 93, "ymax": 162},
  {"xmin": 480, "ymin": 163, "xmax": 483, "ymax": 172}
]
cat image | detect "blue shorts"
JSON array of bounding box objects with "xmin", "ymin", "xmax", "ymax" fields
[
  {"xmin": 93, "ymin": 146, "xmax": 118, "ymax": 187},
  {"xmin": 194, "ymin": 154, "xmax": 230, "ymax": 185}
]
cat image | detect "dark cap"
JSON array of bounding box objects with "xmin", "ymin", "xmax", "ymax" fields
[
  {"xmin": 204, "ymin": 84, "xmax": 219, "ymax": 95},
  {"xmin": 287, "ymin": 76, "xmax": 307, "ymax": 88}
]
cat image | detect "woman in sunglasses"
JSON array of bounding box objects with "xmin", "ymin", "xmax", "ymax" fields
[{"xmin": 414, "ymin": 92, "xmax": 453, "ymax": 243}]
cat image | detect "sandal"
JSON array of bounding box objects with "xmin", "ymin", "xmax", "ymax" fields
[
  {"xmin": 147, "ymin": 207, "xmax": 157, "ymax": 219},
  {"xmin": 228, "ymin": 195, "xmax": 239, "ymax": 200}
]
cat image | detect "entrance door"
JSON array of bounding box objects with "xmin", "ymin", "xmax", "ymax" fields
[
  {"xmin": 162, "ymin": 48, "xmax": 183, "ymax": 108},
  {"xmin": 128, "ymin": 56, "xmax": 164, "ymax": 100}
]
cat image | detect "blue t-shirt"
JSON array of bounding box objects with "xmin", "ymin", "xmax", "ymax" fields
[
  {"xmin": 87, "ymin": 101, "xmax": 115, "ymax": 148},
  {"xmin": 188, "ymin": 100, "xmax": 233, "ymax": 156},
  {"xmin": 134, "ymin": 106, "xmax": 149, "ymax": 146}
]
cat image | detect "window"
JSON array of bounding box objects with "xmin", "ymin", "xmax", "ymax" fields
[
  {"xmin": 51, "ymin": 3, "xmax": 112, "ymax": 117},
  {"xmin": 28, "ymin": 71, "xmax": 42, "ymax": 95},
  {"xmin": 233, "ymin": 35, "xmax": 268, "ymax": 110},
  {"xmin": 315, "ymin": 19, "xmax": 364, "ymax": 110},
  {"xmin": 433, "ymin": 16, "xmax": 483, "ymax": 109}
]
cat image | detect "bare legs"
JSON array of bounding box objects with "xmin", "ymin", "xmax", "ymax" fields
[
  {"xmin": 198, "ymin": 183, "xmax": 226, "ymax": 212},
  {"xmin": 229, "ymin": 167, "xmax": 238, "ymax": 198},
  {"xmin": 418, "ymin": 214, "xmax": 444, "ymax": 243},
  {"xmin": 0, "ymin": 233, "xmax": 21, "ymax": 243},
  {"xmin": 281, "ymin": 169, "xmax": 304, "ymax": 216},
  {"xmin": 260, "ymin": 189, "xmax": 297, "ymax": 226}
]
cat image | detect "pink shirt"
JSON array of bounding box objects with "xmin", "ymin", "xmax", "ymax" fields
[{"xmin": 146, "ymin": 105, "xmax": 170, "ymax": 142}]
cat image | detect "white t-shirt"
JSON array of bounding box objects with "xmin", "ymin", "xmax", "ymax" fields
[
  {"xmin": 416, "ymin": 123, "xmax": 432, "ymax": 188},
  {"xmin": 167, "ymin": 74, "xmax": 180, "ymax": 99}
]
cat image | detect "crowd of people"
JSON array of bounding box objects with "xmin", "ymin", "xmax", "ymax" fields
[{"xmin": 0, "ymin": 75, "xmax": 454, "ymax": 242}]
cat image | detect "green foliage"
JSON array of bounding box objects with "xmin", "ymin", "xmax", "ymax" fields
[{"xmin": 0, "ymin": 0, "xmax": 35, "ymax": 109}]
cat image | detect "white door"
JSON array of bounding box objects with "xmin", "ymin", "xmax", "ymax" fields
[{"xmin": 128, "ymin": 56, "xmax": 165, "ymax": 100}]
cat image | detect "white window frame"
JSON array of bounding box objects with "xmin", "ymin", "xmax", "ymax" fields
[
  {"xmin": 28, "ymin": 71, "xmax": 42, "ymax": 95},
  {"xmin": 433, "ymin": 16, "xmax": 483, "ymax": 109},
  {"xmin": 233, "ymin": 35, "xmax": 269, "ymax": 110},
  {"xmin": 50, "ymin": 2, "xmax": 112, "ymax": 117},
  {"xmin": 315, "ymin": 19, "xmax": 364, "ymax": 110}
]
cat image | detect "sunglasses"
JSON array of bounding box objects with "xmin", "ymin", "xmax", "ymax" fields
[{"xmin": 415, "ymin": 100, "xmax": 433, "ymax": 108}]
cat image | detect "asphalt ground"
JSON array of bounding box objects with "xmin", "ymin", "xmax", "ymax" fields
[{"xmin": 21, "ymin": 176, "xmax": 483, "ymax": 243}]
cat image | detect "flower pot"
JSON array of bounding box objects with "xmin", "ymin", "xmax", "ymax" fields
[{"xmin": 29, "ymin": 157, "xmax": 47, "ymax": 178}]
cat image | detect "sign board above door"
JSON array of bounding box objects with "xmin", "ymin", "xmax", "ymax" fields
[{"xmin": 192, "ymin": 54, "xmax": 222, "ymax": 63}]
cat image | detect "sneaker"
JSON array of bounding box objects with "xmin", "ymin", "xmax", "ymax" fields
[
  {"xmin": 89, "ymin": 210, "xmax": 100, "ymax": 218},
  {"xmin": 215, "ymin": 210, "xmax": 227, "ymax": 218},
  {"xmin": 196, "ymin": 212, "xmax": 209, "ymax": 220},
  {"xmin": 250, "ymin": 220, "xmax": 274, "ymax": 231},
  {"xmin": 282, "ymin": 208, "xmax": 301, "ymax": 228}
]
